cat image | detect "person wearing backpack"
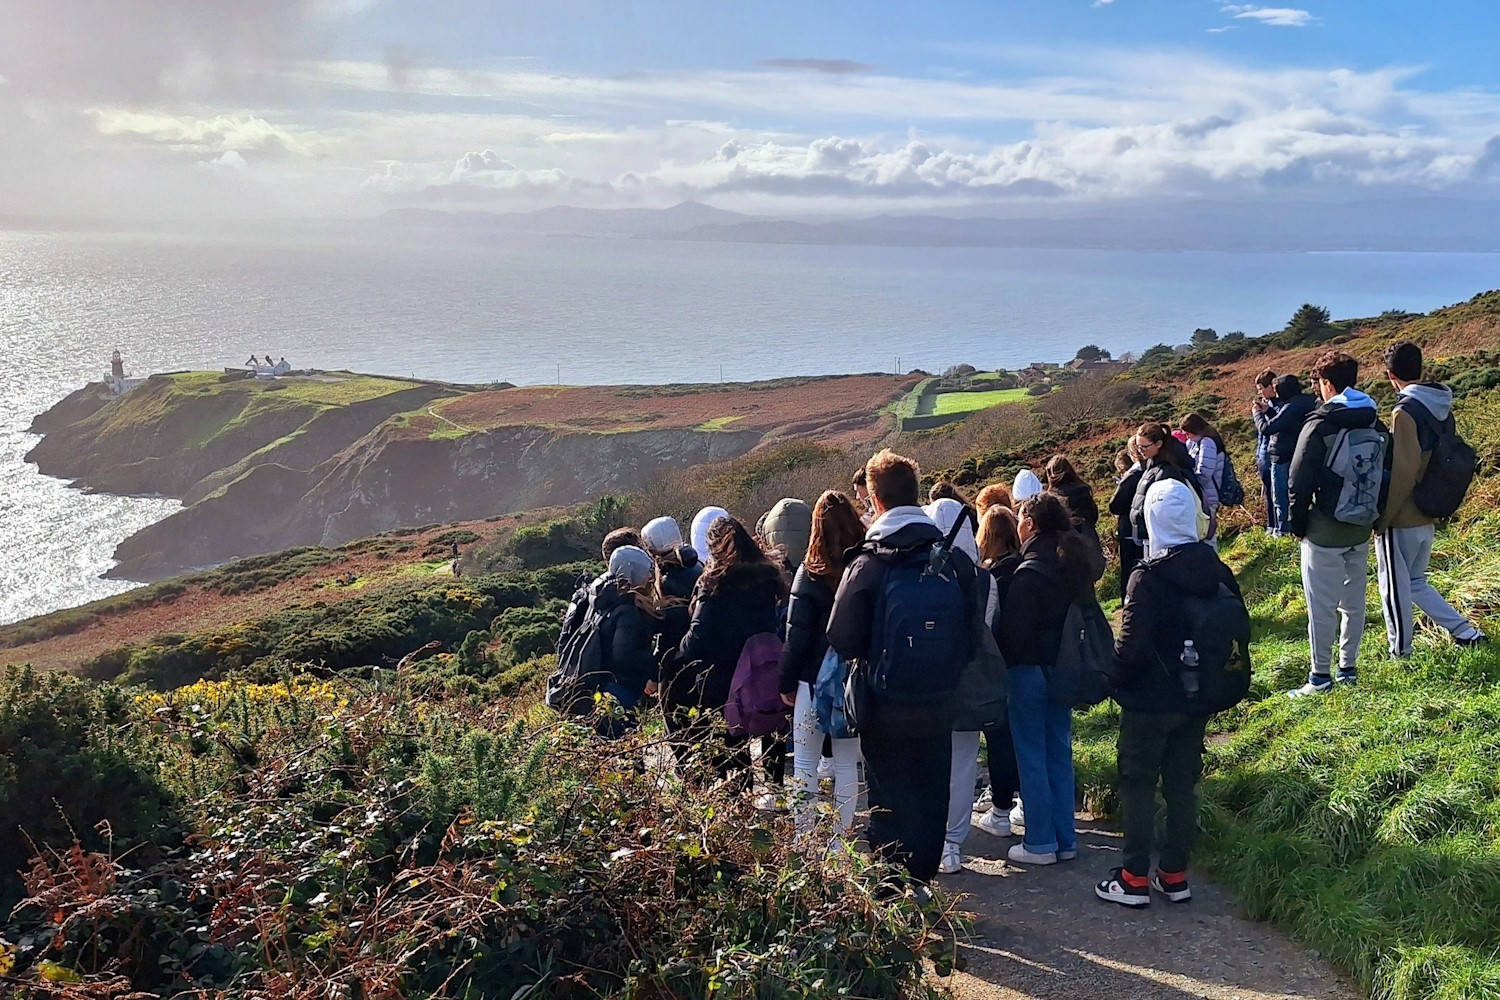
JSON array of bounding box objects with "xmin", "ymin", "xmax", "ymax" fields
[
  {"xmin": 998, "ymin": 492, "xmax": 1101, "ymax": 866},
  {"xmin": 1254, "ymin": 374, "xmax": 1317, "ymax": 536},
  {"xmin": 1286, "ymin": 350, "xmax": 1388, "ymax": 697},
  {"xmin": 1180, "ymin": 413, "xmax": 1227, "ymax": 547},
  {"xmin": 1095, "ymin": 479, "xmax": 1247, "ymax": 907},
  {"xmin": 547, "ymin": 546, "xmax": 661, "ymax": 737},
  {"xmin": 560, "ymin": 527, "xmax": 646, "ymax": 651},
  {"xmin": 672, "ymin": 516, "xmax": 787, "ymax": 783},
  {"xmin": 826, "ymin": 449, "xmax": 986, "ymax": 884},
  {"xmin": 779, "ymin": 491, "xmax": 867, "ymax": 840},
  {"xmin": 641, "ymin": 516, "xmax": 703, "ymax": 704},
  {"xmin": 1374, "ymin": 341, "xmax": 1485, "ymax": 656}
]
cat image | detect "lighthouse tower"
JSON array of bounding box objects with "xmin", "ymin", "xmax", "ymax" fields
[
  {"xmin": 110, "ymin": 350, "xmax": 125, "ymax": 380},
  {"xmin": 105, "ymin": 351, "xmax": 144, "ymax": 397}
]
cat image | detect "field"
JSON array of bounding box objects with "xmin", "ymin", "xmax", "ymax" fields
[
  {"xmin": 165, "ymin": 370, "xmax": 417, "ymax": 406},
  {"xmin": 429, "ymin": 373, "xmax": 915, "ymax": 436},
  {"xmin": 925, "ymin": 386, "xmax": 1033, "ymax": 415}
]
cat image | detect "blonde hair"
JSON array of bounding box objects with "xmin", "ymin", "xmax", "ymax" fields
[{"xmin": 976, "ymin": 506, "xmax": 1021, "ymax": 566}]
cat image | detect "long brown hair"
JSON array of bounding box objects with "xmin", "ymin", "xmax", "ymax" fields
[
  {"xmin": 804, "ymin": 490, "xmax": 866, "ymax": 587},
  {"xmin": 1179, "ymin": 412, "xmax": 1225, "ymax": 452},
  {"xmin": 1136, "ymin": 422, "xmax": 1193, "ymax": 472},
  {"xmin": 1044, "ymin": 454, "xmax": 1086, "ymax": 491},
  {"xmin": 697, "ymin": 516, "xmax": 786, "ymax": 600},
  {"xmin": 1017, "ymin": 492, "xmax": 1098, "ymax": 600},
  {"xmin": 976, "ymin": 506, "xmax": 1020, "ymax": 566}
]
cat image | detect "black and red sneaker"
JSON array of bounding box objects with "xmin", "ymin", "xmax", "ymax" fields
[
  {"xmin": 1095, "ymin": 867, "xmax": 1150, "ymax": 907},
  {"xmin": 1151, "ymin": 869, "xmax": 1192, "ymax": 903}
]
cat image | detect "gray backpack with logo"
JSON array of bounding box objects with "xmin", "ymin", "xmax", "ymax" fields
[{"xmin": 1322, "ymin": 426, "xmax": 1391, "ymax": 527}]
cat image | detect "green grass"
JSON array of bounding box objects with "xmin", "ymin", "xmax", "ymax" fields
[
  {"xmin": 926, "ymin": 387, "xmax": 1032, "ymax": 416},
  {"xmin": 1075, "ymin": 513, "xmax": 1500, "ymax": 999},
  {"xmin": 165, "ymin": 371, "xmax": 412, "ymax": 407},
  {"xmin": 693, "ymin": 415, "xmax": 745, "ymax": 431}
]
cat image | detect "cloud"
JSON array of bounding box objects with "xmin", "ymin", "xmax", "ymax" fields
[
  {"xmin": 1222, "ymin": 5, "xmax": 1315, "ymax": 27},
  {"xmin": 1093, "ymin": 0, "xmax": 1115, "ymax": 6},
  {"xmin": 758, "ymin": 58, "xmax": 879, "ymax": 75},
  {"xmin": 87, "ymin": 108, "xmax": 309, "ymax": 155}
]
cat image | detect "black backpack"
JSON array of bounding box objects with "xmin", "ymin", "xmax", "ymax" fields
[
  {"xmin": 866, "ymin": 516, "xmax": 972, "ymax": 706},
  {"xmin": 1218, "ymin": 452, "xmax": 1246, "ymax": 507},
  {"xmin": 1175, "ymin": 582, "xmax": 1253, "ymax": 714},
  {"xmin": 1018, "ymin": 562, "xmax": 1114, "ymax": 709},
  {"xmin": 1401, "ymin": 400, "xmax": 1477, "ymax": 519},
  {"xmin": 546, "ymin": 586, "xmax": 620, "ymax": 715}
]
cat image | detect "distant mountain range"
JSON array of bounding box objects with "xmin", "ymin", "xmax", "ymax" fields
[{"xmin": 376, "ymin": 197, "xmax": 1500, "ymax": 252}]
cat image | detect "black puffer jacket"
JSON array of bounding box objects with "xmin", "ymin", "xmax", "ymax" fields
[
  {"xmin": 1254, "ymin": 376, "xmax": 1317, "ymax": 465},
  {"xmin": 996, "ymin": 532, "xmax": 1091, "ymax": 668},
  {"xmin": 674, "ymin": 560, "xmax": 784, "ymax": 709},
  {"xmin": 1109, "ymin": 467, "xmax": 1145, "ymax": 543},
  {"xmin": 1112, "ymin": 542, "xmax": 1241, "ymax": 714},
  {"xmin": 778, "ymin": 564, "xmax": 836, "ymax": 695},
  {"xmin": 1130, "ymin": 456, "xmax": 1202, "ymax": 543},
  {"xmin": 1055, "ymin": 481, "xmax": 1100, "ymax": 529},
  {"xmin": 590, "ymin": 578, "xmax": 659, "ymax": 698}
]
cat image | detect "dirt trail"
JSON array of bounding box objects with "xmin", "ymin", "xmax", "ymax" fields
[{"xmin": 934, "ymin": 815, "xmax": 1359, "ymax": 1000}]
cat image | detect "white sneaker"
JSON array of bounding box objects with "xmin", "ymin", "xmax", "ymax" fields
[
  {"xmin": 974, "ymin": 807, "xmax": 1012, "ymax": 838},
  {"xmin": 939, "ymin": 842, "xmax": 963, "ymax": 874},
  {"xmin": 1057, "ymin": 850, "xmax": 1077, "ymax": 861},
  {"xmin": 1009, "ymin": 799, "xmax": 1025, "ymax": 829},
  {"xmin": 1288, "ymin": 677, "xmax": 1333, "ymax": 699},
  {"xmin": 1007, "ymin": 843, "xmax": 1057, "ymax": 866},
  {"xmin": 753, "ymin": 791, "xmax": 786, "ymax": 812},
  {"xmin": 817, "ymin": 756, "xmax": 835, "ymax": 781}
]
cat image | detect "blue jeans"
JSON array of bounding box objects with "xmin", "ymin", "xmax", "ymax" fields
[
  {"xmin": 1008, "ymin": 665, "xmax": 1076, "ymax": 855},
  {"xmin": 1270, "ymin": 462, "xmax": 1292, "ymax": 535}
]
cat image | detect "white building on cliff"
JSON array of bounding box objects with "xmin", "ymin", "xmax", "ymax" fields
[{"xmin": 105, "ymin": 351, "xmax": 146, "ymax": 397}]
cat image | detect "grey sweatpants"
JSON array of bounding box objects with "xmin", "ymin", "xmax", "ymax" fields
[
  {"xmin": 1301, "ymin": 539, "xmax": 1369, "ymax": 678},
  {"xmin": 1375, "ymin": 524, "xmax": 1479, "ymax": 656}
]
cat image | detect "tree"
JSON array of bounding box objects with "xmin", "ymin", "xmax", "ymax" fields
[
  {"xmin": 1074, "ymin": 345, "xmax": 1111, "ymax": 362},
  {"xmin": 1139, "ymin": 343, "xmax": 1177, "ymax": 366},
  {"xmin": 1285, "ymin": 303, "xmax": 1333, "ymax": 344},
  {"xmin": 1191, "ymin": 327, "xmax": 1219, "ymax": 347},
  {"xmin": 1222, "ymin": 330, "xmax": 1247, "ymax": 342}
]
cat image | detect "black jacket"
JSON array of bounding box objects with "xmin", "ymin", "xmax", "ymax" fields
[
  {"xmin": 1287, "ymin": 398, "xmax": 1383, "ymax": 546},
  {"xmin": 778, "ymin": 564, "xmax": 836, "ymax": 695},
  {"xmin": 1254, "ymin": 376, "xmax": 1317, "ymax": 465},
  {"xmin": 1130, "ymin": 457, "xmax": 1202, "ymax": 543},
  {"xmin": 674, "ymin": 560, "xmax": 783, "ymax": 709},
  {"xmin": 659, "ymin": 546, "xmax": 703, "ymax": 601},
  {"xmin": 1055, "ymin": 481, "xmax": 1100, "ymax": 529},
  {"xmin": 986, "ymin": 553, "xmax": 1022, "ymax": 644},
  {"xmin": 1109, "ymin": 467, "xmax": 1145, "ymax": 542},
  {"xmin": 591, "ymin": 579, "xmax": 658, "ymax": 698},
  {"xmin": 825, "ymin": 518, "xmax": 983, "ymax": 664},
  {"xmin": 1112, "ymin": 542, "xmax": 1241, "ymax": 714},
  {"xmin": 996, "ymin": 532, "xmax": 1088, "ymax": 668}
]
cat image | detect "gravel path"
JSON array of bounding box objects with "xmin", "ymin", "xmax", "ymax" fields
[{"xmin": 931, "ymin": 814, "xmax": 1360, "ymax": 1000}]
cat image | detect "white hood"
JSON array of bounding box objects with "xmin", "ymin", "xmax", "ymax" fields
[
  {"xmin": 690, "ymin": 506, "xmax": 729, "ymax": 563},
  {"xmin": 1013, "ymin": 469, "xmax": 1043, "ymax": 502},
  {"xmin": 923, "ymin": 498, "xmax": 979, "ymax": 561},
  {"xmin": 1326, "ymin": 387, "xmax": 1377, "ymax": 411},
  {"xmin": 867, "ymin": 505, "xmax": 936, "ymax": 541},
  {"xmin": 1144, "ymin": 479, "xmax": 1202, "ymax": 560},
  {"xmin": 1399, "ymin": 383, "xmax": 1454, "ymax": 423}
]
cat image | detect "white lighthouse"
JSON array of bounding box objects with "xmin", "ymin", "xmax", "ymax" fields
[{"xmin": 105, "ymin": 351, "xmax": 146, "ymax": 397}]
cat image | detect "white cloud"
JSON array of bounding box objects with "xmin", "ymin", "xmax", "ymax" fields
[
  {"xmin": 87, "ymin": 108, "xmax": 310, "ymax": 155},
  {"xmin": 1222, "ymin": 5, "xmax": 1315, "ymax": 27}
]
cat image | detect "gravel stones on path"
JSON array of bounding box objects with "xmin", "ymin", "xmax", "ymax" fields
[{"xmin": 933, "ymin": 816, "xmax": 1359, "ymax": 1000}]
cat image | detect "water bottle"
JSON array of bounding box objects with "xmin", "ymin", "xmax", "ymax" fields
[{"xmin": 1180, "ymin": 640, "xmax": 1201, "ymax": 700}]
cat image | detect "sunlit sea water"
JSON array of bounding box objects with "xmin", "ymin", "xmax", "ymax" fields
[{"xmin": 2, "ymin": 227, "xmax": 1496, "ymax": 625}]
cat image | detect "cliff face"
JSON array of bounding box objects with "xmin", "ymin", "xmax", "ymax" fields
[
  {"xmin": 29, "ymin": 370, "xmax": 906, "ymax": 582},
  {"xmin": 108, "ymin": 425, "xmax": 761, "ymax": 579}
]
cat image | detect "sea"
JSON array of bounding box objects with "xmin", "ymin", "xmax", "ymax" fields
[{"xmin": 2, "ymin": 226, "xmax": 1497, "ymax": 625}]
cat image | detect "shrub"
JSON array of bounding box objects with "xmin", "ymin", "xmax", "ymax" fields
[{"xmin": 0, "ymin": 666, "xmax": 180, "ymax": 911}]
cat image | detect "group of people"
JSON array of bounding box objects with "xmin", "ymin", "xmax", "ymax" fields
[
  {"xmin": 1248, "ymin": 342, "xmax": 1484, "ymax": 694},
  {"xmin": 548, "ymin": 337, "xmax": 1481, "ymax": 910}
]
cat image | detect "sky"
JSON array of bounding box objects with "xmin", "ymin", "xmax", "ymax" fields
[{"xmin": 3, "ymin": 0, "xmax": 1500, "ymax": 221}]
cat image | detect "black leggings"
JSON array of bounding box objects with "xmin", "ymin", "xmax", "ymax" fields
[{"xmin": 984, "ymin": 722, "xmax": 1020, "ymax": 808}]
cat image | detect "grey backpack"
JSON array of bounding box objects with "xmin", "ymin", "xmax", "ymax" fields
[{"xmin": 1322, "ymin": 426, "xmax": 1391, "ymax": 528}]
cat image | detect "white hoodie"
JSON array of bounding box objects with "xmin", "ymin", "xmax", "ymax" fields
[
  {"xmin": 922, "ymin": 498, "xmax": 979, "ymax": 562},
  {"xmin": 1144, "ymin": 479, "xmax": 1203, "ymax": 560},
  {"xmin": 690, "ymin": 506, "xmax": 729, "ymax": 564}
]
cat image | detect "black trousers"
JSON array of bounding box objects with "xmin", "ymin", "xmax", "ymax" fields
[
  {"xmin": 861, "ymin": 704, "xmax": 952, "ymax": 883},
  {"xmin": 984, "ymin": 721, "xmax": 1020, "ymax": 808},
  {"xmin": 1118, "ymin": 709, "xmax": 1208, "ymax": 877},
  {"xmin": 665, "ymin": 703, "xmax": 753, "ymax": 791}
]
